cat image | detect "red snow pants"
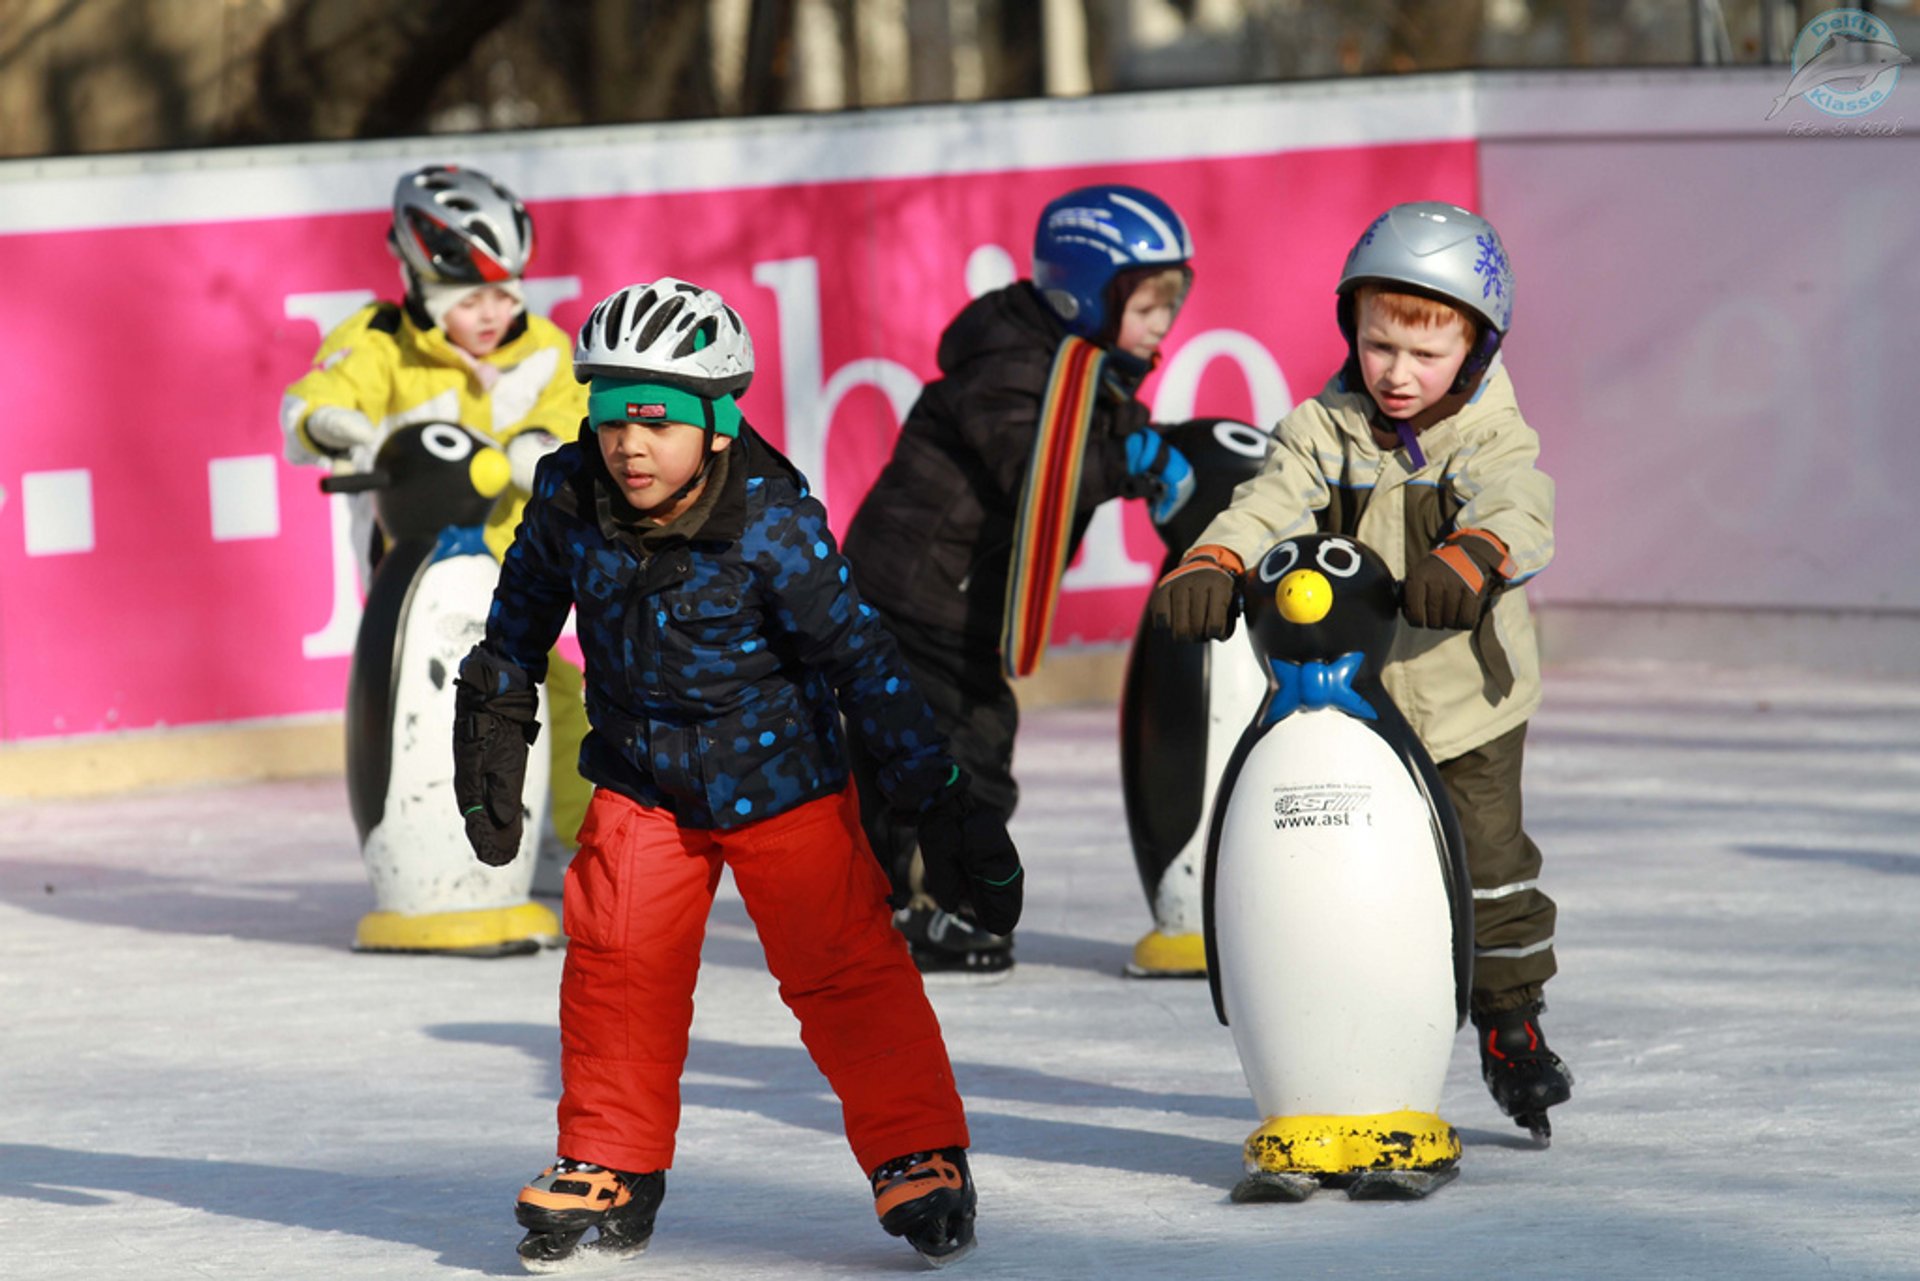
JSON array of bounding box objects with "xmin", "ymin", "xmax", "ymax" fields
[{"xmin": 554, "ymin": 784, "xmax": 969, "ymax": 1175}]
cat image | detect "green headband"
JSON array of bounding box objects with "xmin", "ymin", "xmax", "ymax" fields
[{"xmin": 588, "ymin": 378, "xmax": 741, "ymax": 438}]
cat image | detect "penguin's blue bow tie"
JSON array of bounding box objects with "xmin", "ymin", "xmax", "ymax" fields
[{"xmin": 1262, "ymin": 653, "xmax": 1377, "ymax": 725}]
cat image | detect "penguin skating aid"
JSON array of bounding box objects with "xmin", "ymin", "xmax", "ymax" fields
[
  {"xmin": 1119, "ymin": 419, "xmax": 1270, "ymax": 977},
  {"xmin": 327, "ymin": 423, "xmax": 557, "ymax": 955},
  {"xmin": 1203, "ymin": 533, "xmax": 1473, "ymax": 1200}
]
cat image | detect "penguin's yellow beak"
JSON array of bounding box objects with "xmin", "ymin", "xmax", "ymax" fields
[
  {"xmin": 1276, "ymin": 568, "xmax": 1333, "ymax": 624},
  {"xmin": 469, "ymin": 446, "xmax": 511, "ymax": 500}
]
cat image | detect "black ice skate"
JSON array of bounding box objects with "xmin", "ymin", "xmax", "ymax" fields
[
  {"xmin": 871, "ymin": 1146, "xmax": 977, "ymax": 1268},
  {"xmin": 1474, "ymin": 1003, "xmax": 1574, "ymax": 1145},
  {"xmin": 894, "ymin": 907, "xmax": 1014, "ymax": 979},
  {"xmin": 513, "ymin": 1158, "xmax": 664, "ymax": 1273}
]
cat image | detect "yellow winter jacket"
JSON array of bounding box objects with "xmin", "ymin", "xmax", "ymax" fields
[
  {"xmin": 280, "ymin": 300, "xmax": 586, "ymax": 558},
  {"xmin": 1193, "ymin": 364, "xmax": 1555, "ymax": 762}
]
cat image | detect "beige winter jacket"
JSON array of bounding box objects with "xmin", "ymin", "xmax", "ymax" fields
[{"xmin": 1193, "ymin": 364, "xmax": 1554, "ymax": 762}]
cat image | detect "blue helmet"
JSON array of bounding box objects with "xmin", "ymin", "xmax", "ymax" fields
[{"xmin": 1032, "ymin": 185, "xmax": 1194, "ymax": 341}]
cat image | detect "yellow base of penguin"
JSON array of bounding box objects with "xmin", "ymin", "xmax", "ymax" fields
[
  {"xmin": 354, "ymin": 901, "xmax": 562, "ymax": 957},
  {"xmin": 1243, "ymin": 1109, "xmax": 1459, "ymax": 1176},
  {"xmin": 1125, "ymin": 929, "xmax": 1208, "ymax": 978}
]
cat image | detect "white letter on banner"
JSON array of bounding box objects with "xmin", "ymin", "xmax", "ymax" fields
[
  {"xmin": 521, "ymin": 276, "xmax": 583, "ymax": 321},
  {"xmin": 280, "ymin": 280, "xmax": 587, "ymax": 661},
  {"xmin": 283, "ymin": 290, "xmax": 378, "ymax": 659},
  {"xmin": 1151, "ymin": 329, "xmax": 1294, "ymax": 429},
  {"xmin": 751, "ymin": 257, "xmax": 922, "ymax": 512},
  {"xmin": 1060, "ymin": 501, "xmax": 1156, "ymax": 590}
]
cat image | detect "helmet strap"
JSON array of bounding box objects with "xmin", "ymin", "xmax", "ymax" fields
[{"xmin": 653, "ymin": 432, "xmax": 731, "ymax": 516}]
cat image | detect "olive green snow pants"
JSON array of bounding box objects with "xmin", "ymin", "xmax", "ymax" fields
[{"xmin": 1437, "ymin": 721, "xmax": 1557, "ymax": 1014}]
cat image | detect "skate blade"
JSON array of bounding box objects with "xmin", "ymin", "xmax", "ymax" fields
[
  {"xmin": 1230, "ymin": 1170, "xmax": 1320, "ymax": 1203},
  {"xmin": 518, "ymin": 1232, "xmax": 649, "ymax": 1275},
  {"xmin": 1342, "ymin": 1167, "xmax": 1459, "ymax": 1200},
  {"xmin": 916, "ymin": 1235, "xmax": 978, "ymax": 1269},
  {"xmin": 916, "ymin": 966, "xmax": 1015, "ymax": 987},
  {"xmin": 1515, "ymin": 1112, "xmax": 1553, "ymax": 1147}
]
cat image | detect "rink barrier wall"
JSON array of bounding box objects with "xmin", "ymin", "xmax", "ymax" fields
[
  {"xmin": 3, "ymin": 66, "xmax": 1916, "ymax": 793},
  {"xmin": 13, "ymin": 603, "xmax": 1920, "ymax": 799}
]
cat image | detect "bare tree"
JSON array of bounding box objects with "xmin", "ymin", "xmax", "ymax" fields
[
  {"xmin": 981, "ymin": 0, "xmax": 1045, "ymax": 99},
  {"xmin": 231, "ymin": 0, "xmax": 521, "ymax": 142},
  {"xmin": 1080, "ymin": 0, "xmax": 1119, "ymax": 93},
  {"xmin": 1383, "ymin": 0, "xmax": 1487, "ymax": 71},
  {"xmin": 905, "ymin": 0, "xmax": 954, "ymax": 102},
  {"xmin": 741, "ymin": 0, "xmax": 799, "ymax": 114}
]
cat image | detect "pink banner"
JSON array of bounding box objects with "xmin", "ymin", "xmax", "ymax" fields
[{"xmin": 0, "ymin": 141, "xmax": 1475, "ymax": 743}]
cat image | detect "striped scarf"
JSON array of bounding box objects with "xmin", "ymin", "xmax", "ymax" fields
[{"xmin": 1000, "ymin": 336, "xmax": 1107, "ymax": 679}]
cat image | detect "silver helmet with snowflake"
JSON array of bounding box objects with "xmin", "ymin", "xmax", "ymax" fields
[{"xmin": 1335, "ymin": 201, "xmax": 1513, "ymax": 388}]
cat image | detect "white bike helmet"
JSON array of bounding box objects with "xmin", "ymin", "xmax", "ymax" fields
[
  {"xmin": 574, "ymin": 279, "xmax": 754, "ymax": 397},
  {"xmin": 389, "ymin": 165, "xmax": 534, "ymax": 286}
]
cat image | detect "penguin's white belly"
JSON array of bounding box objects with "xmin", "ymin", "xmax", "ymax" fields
[
  {"xmin": 1214, "ymin": 707, "xmax": 1454, "ymax": 1119},
  {"xmin": 363, "ymin": 551, "xmax": 549, "ymax": 915}
]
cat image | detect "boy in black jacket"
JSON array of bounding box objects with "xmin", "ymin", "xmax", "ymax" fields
[{"xmin": 844, "ymin": 185, "xmax": 1198, "ymax": 976}]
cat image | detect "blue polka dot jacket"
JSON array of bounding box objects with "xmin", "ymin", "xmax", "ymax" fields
[{"xmin": 477, "ymin": 423, "xmax": 957, "ymax": 830}]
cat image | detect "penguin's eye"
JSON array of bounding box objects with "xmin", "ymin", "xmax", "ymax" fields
[
  {"xmin": 1257, "ymin": 542, "xmax": 1300, "ymax": 583},
  {"xmin": 1212, "ymin": 420, "xmax": 1269, "ymax": 460},
  {"xmin": 422, "ymin": 423, "xmax": 475, "ymax": 462},
  {"xmin": 1317, "ymin": 539, "xmax": 1362, "ymax": 578}
]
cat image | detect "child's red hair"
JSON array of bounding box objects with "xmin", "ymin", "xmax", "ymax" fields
[{"xmin": 1354, "ymin": 285, "xmax": 1478, "ymax": 346}]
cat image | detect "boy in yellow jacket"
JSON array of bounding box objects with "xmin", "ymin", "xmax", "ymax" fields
[
  {"xmin": 1150, "ymin": 202, "xmax": 1572, "ymax": 1142},
  {"xmin": 281, "ymin": 164, "xmax": 592, "ymax": 905}
]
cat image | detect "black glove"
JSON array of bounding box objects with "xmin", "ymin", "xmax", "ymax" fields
[
  {"xmin": 1403, "ymin": 528, "xmax": 1512, "ymax": 630},
  {"xmin": 1147, "ymin": 545, "xmax": 1243, "ymax": 642},
  {"xmin": 452, "ymin": 647, "xmax": 542, "ymax": 867},
  {"xmin": 916, "ymin": 773, "xmax": 1023, "ymax": 937}
]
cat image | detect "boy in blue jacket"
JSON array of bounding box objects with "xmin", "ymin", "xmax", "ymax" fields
[{"xmin": 452, "ymin": 279, "xmax": 1021, "ymax": 1271}]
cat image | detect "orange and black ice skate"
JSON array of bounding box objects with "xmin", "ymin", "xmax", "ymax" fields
[
  {"xmin": 871, "ymin": 1146, "xmax": 976, "ymax": 1267},
  {"xmin": 513, "ymin": 1158, "xmax": 664, "ymax": 1273}
]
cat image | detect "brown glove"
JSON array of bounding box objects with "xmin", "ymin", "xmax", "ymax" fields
[
  {"xmin": 1403, "ymin": 528, "xmax": 1514, "ymax": 630},
  {"xmin": 1148, "ymin": 545, "xmax": 1245, "ymax": 642}
]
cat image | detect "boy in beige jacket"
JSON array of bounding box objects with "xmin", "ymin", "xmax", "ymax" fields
[{"xmin": 1148, "ymin": 201, "xmax": 1571, "ymax": 1141}]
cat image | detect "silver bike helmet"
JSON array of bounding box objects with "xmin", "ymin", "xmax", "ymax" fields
[
  {"xmin": 389, "ymin": 165, "xmax": 534, "ymax": 286},
  {"xmin": 1336, "ymin": 201, "xmax": 1513, "ymax": 387},
  {"xmin": 573, "ymin": 278, "xmax": 754, "ymax": 397}
]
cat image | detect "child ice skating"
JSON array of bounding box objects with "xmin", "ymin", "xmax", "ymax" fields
[
  {"xmin": 451, "ymin": 279, "xmax": 1023, "ymax": 1269},
  {"xmin": 843, "ymin": 183, "xmax": 1200, "ymax": 976},
  {"xmin": 1150, "ymin": 201, "xmax": 1572, "ymax": 1141},
  {"xmin": 281, "ymin": 164, "xmax": 593, "ymax": 880}
]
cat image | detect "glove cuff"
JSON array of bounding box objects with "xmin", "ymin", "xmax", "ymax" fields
[
  {"xmin": 1181, "ymin": 544, "xmax": 1245, "ymax": 575},
  {"xmin": 888, "ymin": 760, "xmax": 964, "ymax": 817},
  {"xmin": 1447, "ymin": 528, "xmax": 1514, "ymax": 577},
  {"xmin": 457, "ymin": 645, "xmax": 533, "ymax": 699},
  {"xmin": 1435, "ymin": 529, "xmax": 1514, "ymax": 595}
]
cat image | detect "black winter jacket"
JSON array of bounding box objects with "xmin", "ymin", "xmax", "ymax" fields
[
  {"xmin": 481, "ymin": 424, "xmax": 955, "ymax": 829},
  {"xmin": 843, "ymin": 282, "xmax": 1149, "ymax": 640}
]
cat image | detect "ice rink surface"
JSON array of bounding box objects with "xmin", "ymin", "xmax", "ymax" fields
[{"xmin": 3, "ymin": 660, "xmax": 1918, "ymax": 1281}]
